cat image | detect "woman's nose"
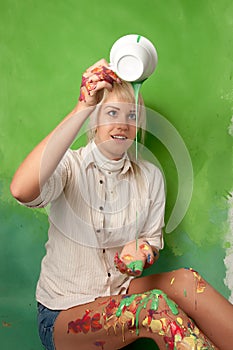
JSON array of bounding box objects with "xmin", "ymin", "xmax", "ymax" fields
[
  {"xmin": 115, "ymin": 116, "xmax": 129, "ymax": 129},
  {"xmin": 115, "ymin": 121, "xmax": 129, "ymax": 130}
]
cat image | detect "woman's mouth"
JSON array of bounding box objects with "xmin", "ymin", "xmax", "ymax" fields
[{"xmin": 111, "ymin": 135, "xmax": 127, "ymax": 140}]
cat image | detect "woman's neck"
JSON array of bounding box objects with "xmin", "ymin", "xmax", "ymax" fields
[{"xmin": 92, "ymin": 141, "xmax": 126, "ymax": 172}]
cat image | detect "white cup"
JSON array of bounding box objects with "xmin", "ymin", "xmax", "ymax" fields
[{"xmin": 109, "ymin": 34, "xmax": 158, "ymax": 82}]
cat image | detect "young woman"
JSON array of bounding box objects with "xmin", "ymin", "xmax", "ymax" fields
[{"xmin": 10, "ymin": 59, "xmax": 233, "ymax": 350}]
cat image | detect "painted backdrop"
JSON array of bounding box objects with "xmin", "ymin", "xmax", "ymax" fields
[{"xmin": 1, "ymin": 0, "xmax": 232, "ymax": 349}]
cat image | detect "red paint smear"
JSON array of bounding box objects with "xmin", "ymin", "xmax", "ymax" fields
[{"xmin": 68, "ymin": 310, "xmax": 102, "ymax": 334}]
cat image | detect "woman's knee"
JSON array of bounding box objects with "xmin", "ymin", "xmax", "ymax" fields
[
  {"xmin": 168, "ymin": 267, "xmax": 207, "ymax": 315},
  {"xmin": 176, "ymin": 267, "xmax": 206, "ymax": 291}
]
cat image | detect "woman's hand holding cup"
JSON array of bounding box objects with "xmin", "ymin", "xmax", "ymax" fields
[{"xmin": 78, "ymin": 59, "xmax": 121, "ymax": 107}]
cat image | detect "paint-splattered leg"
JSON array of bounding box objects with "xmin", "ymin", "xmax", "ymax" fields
[
  {"xmin": 54, "ymin": 288, "xmax": 217, "ymax": 350},
  {"xmin": 128, "ymin": 268, "xmax": 233, "ymax": 350}
]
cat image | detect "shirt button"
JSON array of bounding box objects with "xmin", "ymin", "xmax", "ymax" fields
[
  {"xmin": 96, "ymin": 229, "xmax": 101, "ymax": 233},
  {"xmin": 99, "ymin": 180, "xmax": 103, "ymax": 184},
  {"xmin": 108, "ymin": 272, "xmax": 111, "ymax": 277},
  {"xmin": 99, "ymin": 206, "xmax": 104, "ymax": 211}
]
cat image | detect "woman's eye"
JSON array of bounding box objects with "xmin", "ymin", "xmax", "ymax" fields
[
  {"xmin": 128, "ymin": 113, "xmax": 136, "ymax": 121},
  {"xmin": 107, "ymin": 110, "xmax": 117, "ymax": 117}
]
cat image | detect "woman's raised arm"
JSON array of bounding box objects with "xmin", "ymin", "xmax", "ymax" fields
[{"xmin": 10, "ymin": 59, "xmax": 120, "ymax": 203}]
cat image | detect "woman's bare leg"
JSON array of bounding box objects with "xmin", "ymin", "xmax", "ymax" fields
[
  {"xmin": 54, "ymin": 288, "xmax": 217, "ymax": 350},
  {"xmin": 128, "ymin": 268, "xmax": 233, "ymax": 350}
]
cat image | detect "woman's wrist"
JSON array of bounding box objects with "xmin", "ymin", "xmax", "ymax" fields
[{"xmin": 73, "ymin": 100, "xmax": 96, "ymax": 114}]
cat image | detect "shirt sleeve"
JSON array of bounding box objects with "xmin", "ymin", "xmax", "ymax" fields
[
  {"xmin": 18, "ymin": 150, "xmax": 72, "ymax": 208},
  {"xmin": 140, "ymin": 163, "xmax": 166, "ymax": 250}
]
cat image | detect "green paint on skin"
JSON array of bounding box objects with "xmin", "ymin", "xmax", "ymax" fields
[
  {"xmin": 116, "ymin": 289, "xmax": 179, "ymax": 336},
  {"xmin": 115, "ymin": 294, "xmax": 137, "ymax": 316},
  {"xmin": 127, "ymin": 259, "xmax": 144, "ymax": 273}
]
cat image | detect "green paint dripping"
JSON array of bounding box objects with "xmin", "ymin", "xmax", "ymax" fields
[
  {"xmin": 136, "ymin": 210, "xmax": 139, "ymax": 251},
  {"xmin": 132, "ymin": 81, "xmax": 143, "ymax": 252},
  {"xmin": 115, "ymin": 289, "xmax": 179, "ymax": 336},
  {"xmin": 132, "ymin": 81, "xmax": 142, "ymax": 161},
  {"xmin": 115, "ymin": 294, "xmax": 137, "ymax": 317}
]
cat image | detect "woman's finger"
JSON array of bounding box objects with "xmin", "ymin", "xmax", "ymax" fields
[
  {"xmin": 85, "ymin": 58, "xmax": 109, "ymax": 74},
  {"xmin": 90, "ymin": 66, "xmax": 121, "ymax": 84},
  {"xmin": 114, "ymin": 252, "xmax": 128, "ymax": 274},
  {"xmin": 139, "ymin": 242, "xmax": 155, "ymax": 268},
  {"xmin": 89, "ymin": 80, "xmax": 113, "ymax": 95}
]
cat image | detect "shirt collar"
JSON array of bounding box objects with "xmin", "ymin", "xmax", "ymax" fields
[{"xmin": 82, "ymin": 141, "xmax": 132, "ymax": 175}]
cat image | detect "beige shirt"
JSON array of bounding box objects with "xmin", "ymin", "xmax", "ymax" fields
[{"xmin": 23, "ymin": 141, "xmax": 165, "ymax": 310}]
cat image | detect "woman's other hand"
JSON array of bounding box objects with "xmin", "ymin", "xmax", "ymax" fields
[{"xmin": 114, "ymin": 239, "xmax": 155, "ymax": 277}]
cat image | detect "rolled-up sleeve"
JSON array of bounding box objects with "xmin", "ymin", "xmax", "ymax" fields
[{"xmin": 19, "ymin": 151, "xmax": 71, "ymax": 208}]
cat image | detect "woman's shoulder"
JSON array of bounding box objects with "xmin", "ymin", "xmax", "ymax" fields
[{"xmin": 65, "ymin": 143, "xmax": 91, "ymax": 161}]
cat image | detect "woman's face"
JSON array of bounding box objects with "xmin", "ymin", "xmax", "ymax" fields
[{"xmin": 94, "ymin": 92, "xmax": 137, "ymax": 160}]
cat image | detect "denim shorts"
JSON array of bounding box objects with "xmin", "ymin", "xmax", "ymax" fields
[{"xmin": 37, "ymin": 303, "xmax": 61, "ymax": 350}]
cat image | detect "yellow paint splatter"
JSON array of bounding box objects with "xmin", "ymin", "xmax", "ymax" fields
[
  {"xmin": 193, "ymin": 271, "xmax": 206, "ymax": 293},
  {"xmin": 122, "ymin": 254, "xmax": 134, "ymax": 262},
  {"xmin": 150, "ymin": 319, "xmax": 163, "ymax": 333},
  {"xmin": 170, "ymin": 277, "xmax": 175, "ymax": 285},
  {"xmin": 139, "ymin": 243, "xmax": 149, "ymax": 251},
  {"xmin": 176, "ymin": 317, "xmax": 183, "ymax": 325},
  {"xmin": 188, "ymin": 268, "xmax": 206, "ymax": 293}
]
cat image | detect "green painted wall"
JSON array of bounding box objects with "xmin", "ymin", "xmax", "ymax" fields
[{"xmin": 1, "ymin": 0, "xmax": 232, "ymax": 349}]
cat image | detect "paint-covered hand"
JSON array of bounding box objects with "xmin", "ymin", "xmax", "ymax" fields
[
  {"xmin": 114, "ymin": 239, "xmax": 155, "ymax": 277},
  {"xmin": 78, "ymin": 59, "xmax": 121, "ymax": 106}
]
